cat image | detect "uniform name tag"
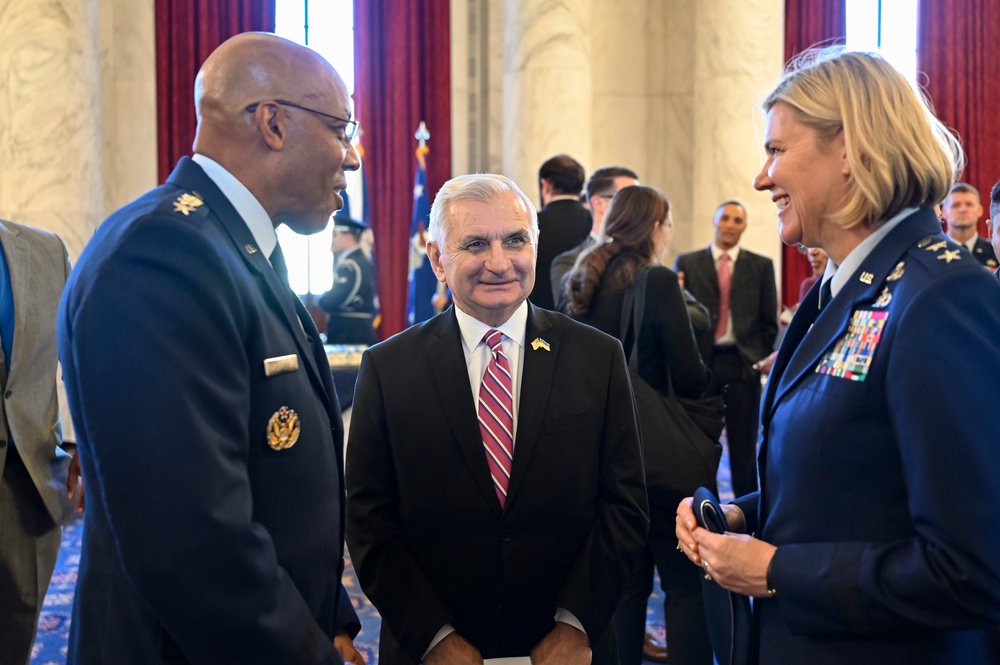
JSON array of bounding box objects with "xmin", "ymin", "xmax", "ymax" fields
[
  {"xmin": 815, "ymin": 309, "xmax": 888, "ymax": 382},
  {"xmin": 264, "ymin": 354, "xmax": 300, "ymax": 377}
]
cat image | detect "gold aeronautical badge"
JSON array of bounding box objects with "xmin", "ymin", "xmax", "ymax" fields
[{"xmin": 267, "ymin": 406, "xmax": 301, "ymax": 451}]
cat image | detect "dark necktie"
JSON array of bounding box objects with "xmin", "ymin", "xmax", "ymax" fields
[
  {"xmin": 270, "ymin": 243, "xmax": 290, "ymax": 288},
  {"xmin": 715, "ymin": 253, "xmax": 731, "ymax": 340},
  {"xmin": 818, "ymin": 278, "xmax": 833, "ymax": 311}
]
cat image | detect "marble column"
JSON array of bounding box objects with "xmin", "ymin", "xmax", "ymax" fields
[
  {"xmin": 686, "ymin": 0, "xmax": 785, "ymax": 262},
  {"xmin": 0, "ymin": 0, "xmax": 155, "ymax": 261},
  {"xmin": 501, "ymin": 0, "xmax": 593, "ymax": 199},
  {"xmin": 0, "ymin": 0, "xmax": 102, "ymax": 259}
]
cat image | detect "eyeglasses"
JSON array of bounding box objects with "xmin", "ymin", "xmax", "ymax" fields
[{"xmin": 246, "ymin": 100, "xmax": 359, "ymax": 144}]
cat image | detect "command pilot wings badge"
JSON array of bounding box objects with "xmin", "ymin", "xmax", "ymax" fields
[{"xmin": 267, "ymin": 406, "xmax": 301, "ymax": 451}]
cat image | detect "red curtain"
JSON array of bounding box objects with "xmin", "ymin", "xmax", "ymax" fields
[
  {"xmin": 780, "ymin": 0, "xmax": 846, "ymax": 308},
  {"xmin": 354, "ymin": 0, "xmax": 451, "ymax": 339},
  {"xmin": 155, "ymin": 1, "xmax": 276, "ymax": 184},
  {"xmin": 918, "ymin": 0, "xmax": 1000, "ymax": 237}
]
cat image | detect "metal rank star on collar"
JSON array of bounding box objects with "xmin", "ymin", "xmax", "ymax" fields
[{"xmin": 173, "ymin": 192, "xmax": 204, "ymax": 216}]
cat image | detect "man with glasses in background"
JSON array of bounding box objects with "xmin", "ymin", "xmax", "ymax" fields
[{"xmin": 59, "ymin": 33, "xmax": 364, "ymax": 664}]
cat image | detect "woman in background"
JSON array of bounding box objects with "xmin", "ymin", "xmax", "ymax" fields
[{"xmin": 564, "ymin": 185, "xmax": 711, "ymax": 665}]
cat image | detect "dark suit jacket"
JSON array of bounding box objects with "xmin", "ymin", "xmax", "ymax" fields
[
  {"xmin": 550, "ymin": 236, "xmax": 597, "ymax": 307},
  {"xmin": 59, "ymin": 157, "xmax": 357, "ymax": 664},
  {"xmin": 346, "ymin": 304, "xmax": 649, "ymax": 664},
  {"xmin": 733, "ymin": 209, "xmax": 1000, "ymax": 664},
  {"xmin": 675, "ymin": 247, "xmax": 778, "ymax": 369},
  {"xmin": 320, "ymin": 246, "xmax": 377, "ymax": 345},
  {"xmin": 531, "ymin": 199, "xmax": 592, "ymax": 310},
  {"xmin": 970, "ymin": 236, "xmax": 998, "ymax": 269}
]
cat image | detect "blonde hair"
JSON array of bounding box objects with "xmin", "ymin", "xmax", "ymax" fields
[{"xmin": 763, "ymin": 48, "xmax": 964, "ymax": 228}]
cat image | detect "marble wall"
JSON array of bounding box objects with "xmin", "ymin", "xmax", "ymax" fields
[
  {"xmin": 451, "ymin": 0, "xmax": 786, "ymax": 269},
  {"xmin": 0, "ymin": 0, "xmax": 155, "ymax": 261}
]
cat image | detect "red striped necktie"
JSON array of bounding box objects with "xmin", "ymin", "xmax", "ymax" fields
[{"xmin": 478, "ymin": 329, "xmax": 514, "ymax": 508}]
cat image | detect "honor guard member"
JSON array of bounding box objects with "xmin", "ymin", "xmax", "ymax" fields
[{"xmin": 320, "ymin": 194, "xmax": 378, "ymax": 346}]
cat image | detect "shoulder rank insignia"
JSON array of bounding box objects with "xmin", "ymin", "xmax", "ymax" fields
[
  {"xmin": 917, "ymin": 236, "xmax": 935, "ymax": 249},
  {"xmin": 267, "ymin": 406, "xmax": 301, "ymax": 451},
  {"xmin": 173, "ymin": 192, "xmax": 204, "ymax": 216},
  {"xmin": 873, "ymin": 287, "xmax": 892, "ymax": 308},
  {"xmin": 937, "ymin": 249, "xmax": 962, "ymax": 264},
  {"xmin": 887, "ymin": 261, "xmax": 905, "ymax": 281},
  {"xmin": 923, "ymin": 240, "xmax": 949, "ymax": 253}
]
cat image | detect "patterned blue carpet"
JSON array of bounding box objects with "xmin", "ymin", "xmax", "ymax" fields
[{"xmin": 32, "ymin": 443, "xmax": 733, "ymax": 663}]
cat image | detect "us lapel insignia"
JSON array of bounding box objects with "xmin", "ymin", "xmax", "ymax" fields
[
  {"xmin": 872, "ymin": 287, "xmax": 892, "ymax": 308},
  {"xmin": 860, "ymin": 272, "xmax": 874, "ymax": 285},
  {"xmin": 245, "ymin": 244, "xmax": 258, "ymax": 254},
  {"xmin": 267, "ymin": 406, "xmax": 301, "ymax": 451},
  {"xmin": 172, "ymin": 192, "xmax": 204, "ymax": 216},
  {"xmin": 887, "ymin": 261, "xmax": 905, "ymax": 281},
  {"xmin": 531, "ymin": 337, "xmax": 550, "ymax": 351},
  {"xmin": 937, "ymin": 249, "xmax": 962, "ymax": 264}
]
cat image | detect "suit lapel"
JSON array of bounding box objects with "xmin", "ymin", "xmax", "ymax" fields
[
  {"xmin": 426, "ymin": 311, "xmax": 503, "ymax": 515},
  {"xmin": 1, "ymin": 223, "xmax": 29, "ymax": 380},
  {"xmin": 504, "ymin": 305, "xmax": 556, "ymax": 510},
  {"xmin": 165, "ymin": 158, "xmax": 332, "ymax": 413},
  {"xmin": 768, "ymin": 210, "xmax": 940, "ymax": 413}
]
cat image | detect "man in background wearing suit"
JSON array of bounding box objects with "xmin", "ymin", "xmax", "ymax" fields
[
  {"xmin": 991, "ymin": 181, "xmax": 1000, "ymax": 276},
  {"xmin": 59, "ymin": 33, "xmax": 363, "ymax": 664},
  {"xmin": 549, "ymin": 166, "xmax": 640, "ymax": 305},
  {"xmin": 347, "ymin": 173, "xmax": 648, "ymax": 665},
  {"xmin": 943, "ymin": 182, "xmax": 998, "ymax": 269},
  {"xmin": 529, "ymin": 154, "xmax": 591, "ymax": 310},
  {"xmin": 675, "ymin": 201, "xmax": 777, "ymax": 497},
  {"xmin": 0, "ymin": 220, "xmax": 82, "ymax": 665}
]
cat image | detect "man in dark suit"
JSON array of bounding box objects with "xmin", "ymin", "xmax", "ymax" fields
[
  {"xmin": 549, "ymin": 166, "xmax": 640, "ymax": 306},
  {"xmin": 943, "ymin": 182, "xmax": 998, "ymax": 269},
  {"xmin": 675, "ymin": 201, "xmax": 777, "ymax": 497},
  {"xmin": 346, "ymin": 173, "xmax": 648, "ymax": 665},
  {"xmin": 529, "ymin": 154, "xmax": 591, "ymax": 310},
  {"xmin": 320, "ymin": 194, "xmax": 378, "ymax": 346},
  {"xmin": 0, "ymin": 221, "xmax": 83, "ymax": 665},
  {"xmin": 58, "ymin": 33, "xmax": 363, "ymax": 664}
]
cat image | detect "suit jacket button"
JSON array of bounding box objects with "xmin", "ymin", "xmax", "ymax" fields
[
  {"xmin": 500, "ymin": 530, "xmax": 512, "ymax": 543},
  {"xmin": 4, "ymin": 390, "xmax": 10, "ymax": 398}
]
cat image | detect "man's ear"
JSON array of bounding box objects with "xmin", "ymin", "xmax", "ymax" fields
[
  {"xmin": 252, "ymin": 102, "xmax": 286, "ymax": 151},
  {"xmin": 427, "ymin": 241, "xmax": 447, "ymax": 282}
]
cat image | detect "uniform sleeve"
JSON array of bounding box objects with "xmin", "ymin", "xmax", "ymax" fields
[{"xmin": 770, "ymin": 268, "xmax": 1000, "ymax": 637}]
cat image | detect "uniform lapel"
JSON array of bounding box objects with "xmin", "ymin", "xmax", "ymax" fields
[
  {"xmin": 165, "ymin": 158, "xmax": 332, "ymax": 413},
  {"xmin": 768, "ymin": 210, "xmax": 940, "ymax": 413},
  {"xmin": 426, "ymin": 310, "xmax": 503, "ymax": 515},
  {"xmin": 504, "ymin": 305, "xmax": 556, "ymax": 510}
]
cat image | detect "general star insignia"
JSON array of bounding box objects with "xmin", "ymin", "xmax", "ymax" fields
[
  {"xmin": 924, "ymin": 241, "xmax": 948, "ymax": 252},
  {"xmin": 172, "ymin": 193, "xmax": 204, "ymax": 216},
  {"xmin": 531, "ymin": 337, "xmax": 551, "ymax": 352},
  {"xmin": 937, "ymin": 249, "xmax": 962, "ymax": 264},
  {"xmin": 887, "ymin": 261, "xmax": 905, "ymax": 281}
]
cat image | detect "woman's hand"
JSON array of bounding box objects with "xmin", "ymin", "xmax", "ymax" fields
[{"xmin": 692, "ymin": 529, "xmax": 777, "ymax": 598}]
